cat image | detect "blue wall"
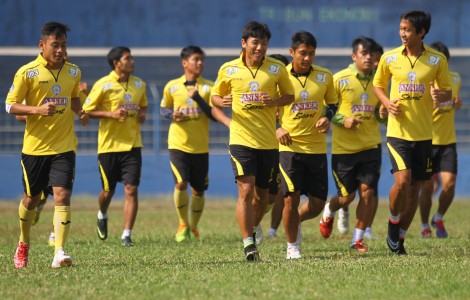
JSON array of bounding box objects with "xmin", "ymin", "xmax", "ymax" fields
[
  {"xmin": 2, "ymin": 153, "xmax": 470, "ymax": 200},
  {"xmin": 1, "ymin": 0, "xmax": 469, "ymax": 47}
]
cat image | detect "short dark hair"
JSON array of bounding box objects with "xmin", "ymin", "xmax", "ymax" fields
[
  {"xmin": 351, "ymin": 36, "xmax": 377, "ymax": 54},
  {"xmin": 180, "ymin": 45, "xmax": 205, "ymax": 60},
  {"xmin": 400, "ymin": 10, "xmax": 431, "ymax": 39},
  {"xmin": 107, "ymin": 46, "xmax": 131, "ymax": 70},
  {"xmin": 268, "ymin": 54, "xmax": 289, "ymax": 66},
  {"xmin": 40, "ymin": 22, "xmax": 70, "ymax": 39},
  {"xmin": 429, "ymin": 41, "xmax": 450, "ymax": 60},
  {"xmin": 291, "ymin": 31, "xmax": 317, "ymax": 50},
  {"xmin": 242, "ymin": 21, "xmax": 271, "ymax": 41}
]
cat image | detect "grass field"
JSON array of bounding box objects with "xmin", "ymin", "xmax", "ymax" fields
[{"xmin": 1, "ymin": 195, "xmax": 469, "ymax": 300}]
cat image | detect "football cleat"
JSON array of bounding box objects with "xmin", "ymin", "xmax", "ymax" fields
[
  {"xmin": 175, "ymin": 225, "xmax": 190, "ymax": 243},
  {"xmin": 121, "ymin": 236, "xmax": 134, "ymax": 247},
  {"xmin": 286, "ymin": 245, "xmax": 302, "ymax": 259},
  {"xmin": 51, "ymin": 247, "xmax": 72, "ymax": 268},
  {"xmin": 387, "ymin": 220, "xmax": 401, "ymax": 253},
  {"xmin": 14, "ymin": 242, "xmax": 30, "ymax": 268},
  {"xmin": 350, "ymin": 239, "xmax": 368, "ymax": 253},
  {"xmin": 190, "ymin": 229, "xmax": 200, "ymax": 240},
  {"xmin": 431, "ymin": 219, "xmax": 448, "ymax": 238},
  {"xmin": 96, "ymin": 218, "xmax": 108, "ymax": 240},
  {"xmin": 320, "ymin": 216, "xmax": 334, "ymax": 238},
  {"xmin": 421, "ymin": 227, "xmax": 432, "ymax": 238},
  {"xmin": 244, "ymin": 243, "xmax": 260, "ymax": 262}
]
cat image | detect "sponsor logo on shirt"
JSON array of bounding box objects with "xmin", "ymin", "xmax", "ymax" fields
[
  {"xmin": 103, "ymin": 83, "xmax": 113, "ymax": 91},
  {"xmin": 351, "ymin": 104, "xmax": 374, "ymax": 113},
  {"xmin": 42, "ymin": 97, "xmax": 68, "ymax": 106},
  {"xmin": 69, "ymin": 67, "xmax": 78, "ymax": 77},
  {"xmin": 386, "ymin": 55, "xmax": 397, "ymax": 64},
  {"xmin": 27, "ymin": 69, "xmax": 39, "ymax": 79},
  {"xmin": 291, "ymin": 101, "xmax": 318, "ymax": 113},
  {"xmin": 179, "ymin": 107, "xmax": 202, "ymax": 115},
  {"xmin": 226, "ymin": 67, "xmax": 238, "ymax": 76},
  {"xmin": 202, "ymin": 84, "xmax": 211, "ymax": 93},
  {"xmin": 134, "ymin": 80, "xmax": 143, "ymax": 88},
  {"xmin": 316, "ymin": 73, "xmax": 326, "ymax": 83},
  {"xmin": 268, "ymin": 64, "xmax": 280, "ymax": 75},
  {"xmin": 398, "ymin": 83, "xmax": 425, "ymax": 94},
  {"xmin": 427, "ymin": 55, "xmax": 440, "ymax": 66},
  {"xmin": 169, "ymin": 85, "xmax": 178, "ymax": 94},
  {"xmin": 241, "ymin": 93, "xmax": 262, "ymax": 103},
  {"xmin": 119, "ymin": 103, "xmax": 139, "ymax": 111},
  {"xmin": 338, "ymin": 78, "xmax": 350, "ymax": 88}
]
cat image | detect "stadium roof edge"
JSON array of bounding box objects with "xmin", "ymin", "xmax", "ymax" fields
[{"xmin": 1, "ymin": 47, "xmax": 470, "ymax": 57}]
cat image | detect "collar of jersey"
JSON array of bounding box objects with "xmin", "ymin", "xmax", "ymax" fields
[
  {"xmin": 36, "ymin": 54, "xmax": 49, "ymax": 66},
  {"xmin": 348, "ymin": 63, "xmax": 374, "ymax": 80}
]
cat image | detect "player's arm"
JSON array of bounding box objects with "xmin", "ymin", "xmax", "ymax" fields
[
  {"xmin": 137, "ymin": 106, "xmax": 147, "ymax": 123},
  {"xmin": 71, "ymin": 97, "xmax": 89, "ymax": 125},
  {"xmin": 373, "ymin": 86, "xmax": 401, "ymax": 117},
  {"xmin": 212, "ymin": 106, "xmax": 231, "ymax": 128},
  {"xmin": 6, "ymin": 102, "xmax": 55, "ymax": 117},
  {"xmin": 187, "ymin": 83, "xmax": 217, "ymax": 122}
]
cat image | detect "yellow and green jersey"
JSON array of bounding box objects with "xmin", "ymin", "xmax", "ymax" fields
[
  {"xmin": 432, "ymin": 70, "xmax": 461, "ymax": 145},
  {"xmin": 332, "ymin": 64, "xmax": 381, "ymax": 154},
  {"xmin": 6, "ymin": 54, "xmax": 81, "ymax": 155},
  {"xmin": 161, "ymin": 75, "xmax": 214, "ymax": 153},
  {"xmin": 279, "ymin": 64, "xmax": 337, "ymax": 154},
  {"xmin": 83, "ymin": 71, "xmax": 148, "ymax": 154},
  {"xmin": 373, "ymin": 44, "xmax": 452, "ymax": 141},
  {"xmin": 211, "ymin": 53, "xmax": 295, "ymax": 149}
]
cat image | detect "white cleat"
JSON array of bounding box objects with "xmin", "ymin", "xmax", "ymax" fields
[
  {"xmin": 337, "ymin": 208, "xmax": 349, "ymax": 235},
  {"xmin": 51, "ymin": 247, "xmax": 72, "ymax": 269},
  {"xmin": 286, "ymin": 245, "xmax": 302, "ymax": 259}
]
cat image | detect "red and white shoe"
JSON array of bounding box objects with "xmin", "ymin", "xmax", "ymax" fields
[
  {"xmin": 14, "ymin": 241, "xmax": 30, "ymax": 268},
  {"xmin": 350, "ymin": 239, "xmax": 368, "ymax": 253}
]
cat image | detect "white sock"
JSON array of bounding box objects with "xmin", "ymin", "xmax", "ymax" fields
[
  {"xmin": 243, "ymin": 237, "xmax": 254, "ymax": 248},
  {"xmin": 399, "ymin": 228, "xmax": 407, "ymax": 239},
  {"xmin": 267, "ymin": 228, "xmax": 277, "ymax": 236},
  {"xmin": 353, "ymin": 228, "xmax": 365, "ymax": 242},
  {"xmin": 433, "ymin": 213, "xmax": 443, "ymax": 221},
  {"xmin": 324, "ymin": 202, "xmax": 335, "ymax": 218},
  {"xmin": 389, "ymin": 213, "xmax": 400, "ymax": 223},
  {"xmin": 121, "ymin": 229, "xmax": 131, "ymax": 239},
  {"xmin": 97, "ymin": 210, "xmax": 108, "ymax": 219},
  {"xmin": 365, "ymin": 227, "xmax": 372, "ymax": 233},
  {"xmin": 49, "ymin": 232, "xmax": 55, "ymax": 239},
  {"xmin": 287, "ymin": 242, "xmax": 297, "ymax": 249}
]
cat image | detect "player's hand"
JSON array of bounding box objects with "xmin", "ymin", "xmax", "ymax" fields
[
  {"xmin": 454, "ymin": 95, "xmax": 463, "ymax": 109},
  {"xmin": 38, "ymin": 102, "xmax": 56, "ymax": 116},
  {"xmin": 276, "ymin": 127, "xmax": 292, "ymax": 146},
  {"xmin": 343, "ymin": 117, "xmax": 361, "ymax": 130},
  {"xmin": 173, "ymin": 107, "xmax": 187, "ymax": 122},
  {"xmin": 387, "ymin": 99, "xmax": 402, "ymax": 117},
  {"xmin": 79, "ymin": 82, "xmax": 89, "ymax": 95},
  {"xmin": 379, "ymin": 104, "xmax": 389, "ymax": 119},
  {"xmin": 188, "ymin": 83, "xmax": 198, "ymax": 99},
  {"xmin": 316, "ymin": 117, "xmax": 330, "ymax": 133},
  {"xmin": 78, "ymin": 109, "xmax": 89, "ymax": 126},
  {"xmin": 137, "ymin": 107, "xmax": 146, "ymax": 123},
  {"xmin": 221, "ymin": 94, "xmax": 233, "ymax": 108},
  {"xmin": 260, "ymin": 92, "xmax": 275, "ymax": 107},
  {"xmin": 112, "ymin": 107, "xmax": 128, "ymax": 121}
]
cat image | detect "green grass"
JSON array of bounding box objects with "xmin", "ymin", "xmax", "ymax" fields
[{"xmin": 1, "ymin": 195, "xmax": 470, "ymax": 299}]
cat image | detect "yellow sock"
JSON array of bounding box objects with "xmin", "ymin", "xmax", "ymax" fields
[
  {"xmin": 19, "ymin": 202, "xmax": 36, "ymax": 243},
  {"xmin": 190, "ymin": 195, "xmax": 205, "ymax": 229},
  {"xmin": 174, "ymin": 188, "xmax": 189, "ymax": 227},
  {"xmin": 54, "ymin": 206, "xmax": 71, "ymax": 254}
]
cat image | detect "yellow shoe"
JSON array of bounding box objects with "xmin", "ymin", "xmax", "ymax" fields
[{"xmin": 175, "ymin": 225, "xmax": 189, "ymax": 243}]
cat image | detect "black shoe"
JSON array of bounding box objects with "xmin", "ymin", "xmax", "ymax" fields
[
  {"xmin": 97, "ymin": 218, "xmax": 108, "ymax": 240},
  {"xmin": 244, "ymin": 243, "xmax": 259, "ymax": 262},
  {"xmin": 121, "ymin": 236, "xmax": 134, "ymax": 247},
  {"xmin": 397, "ymin": 238, "xmax": 407, "ymax": 255},
  {"xmin": 386, "ymin": 221, "xmax": 400, "ymax": 253}
]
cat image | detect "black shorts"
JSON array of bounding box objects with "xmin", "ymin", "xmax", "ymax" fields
[
  {"xmin": 374, "ymin": 143, "xmax": 382, "ymax": 197},
  {"xmin": 269, "ymin": 152, "xmax": 280, "ymax": 195},
  {"xmin": 21, "ymin": 151, "xmax": 75, "ymax": 197},
  {"xmin": 387, "ymin": 137, "xmax": 432, "ymax": 180},
  {"xmin": 98, "ymin": 148, "xmax": 142, "ymax": 192},
  {"xmin": 169, "ymin": 149, "xmax": 209, "ymax": 191},
  {"xmin": 332, "ymin": 148, "xmax": 381, "ymax": 197},
  {"xmin": 432, "ymin": 143, "xmax": 458, "ymax": 174},
  {"xmin": 229, "ymin": 145, "xmax": 277, "ymax": 189},
  {"xmin": 279, "ymin": 152, "xmax": 328, "ymax": 200}
]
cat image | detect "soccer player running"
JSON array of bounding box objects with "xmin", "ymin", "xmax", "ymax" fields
[
  {"xmin": 373, "ymin": 10, "xmax": 452, "ymax": 254},
  {"xmin": 160, "ymin": 46, "xmax": 215, "ymax": 242},
  {"xmin": 6, "ymin": 22, "xmax": 89, "ymax": 268},
  {"xmin": 419, "ymin": 41, "xmax": 462, "ymax": 238},
  {"xmin": 320, "ymin": 36, "xmax": 385, "ymax": 253},
  {"xmin": 211, "ymin": 21, "xmax": 294, "ymax": 261},
  {"xmin": 83, "ymin": 47, "xmax": 148, "ymax": 247},
  {"xmin": 277, "ymin": 31, "xmax": 337, "ymax": 259}
]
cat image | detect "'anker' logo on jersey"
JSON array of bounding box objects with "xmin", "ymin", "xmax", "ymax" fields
[
  {"xmin": 268, "ymin": 64, "xmax": 280, "ymax": 75},
  {"xmin": 227, "ymin": 67, "xmax": 238, "ymax": 76},
  {"xmin": 360, "ymin": 93, "xmax": 369, "ymax": 103},
  {"xmin": 249, "ymin": 82, "xmax": 259, "ymax": 92},
  {"xmin": 299, "ymin": 90, "xmax": 309, "ymax": 101},
  {"xmin": 407, "ymin": 72, "xmax": 417, "ymax": 83},
  {"xmin": 427, "ymin": 55, "xmax": 440, "ymax": 66},
  {"xmin": 69, "ymin": 67, "xmax": 78, "ymax": 77},
  {"xmin": 316, "ymin": 73, "xmax": 326, "ymax": 83},
  {"xmin": 124, "ymin": 93, "xmax": 132, "ymax": 103},
  {"xmin": 186, "ymin": 98, "xmax": 194, "ymax": 107},
  {"xmin": 52, "ymin": 84, "xmax": 61, "ymax": 96}
]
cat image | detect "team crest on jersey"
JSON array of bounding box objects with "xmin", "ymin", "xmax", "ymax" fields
[
  {"xmin": 249, "ymin": 81, "xmax": 259, "ymax": 92},
  {"xmin": 268, "ymin": 64, "xmax": 280, "ymax": 75},
  {"xmin": 360, "ymin": 93, "xmax": 369, "ymax": 103},
  {"xmin": 316, "ymin": 73, "xmax": 326, "ymax": 83},
  {"xmin": 202, "ymin": 84, "xmax": 211, "ymax": 93},
  {"xmin": 27, "ymin": 69, "xmax": 39, "ymax": 79},
  {"xmin": 52, "ymin": 84, "xmax": 61, "ymax": 96},
  {"xmin": 339, "ymin": 78, "xmax": 350, "ymax": 88},
  {"xmin": 386, "ymin": 55, "xmax": 397, "ymax": 65},
  {"xmin": 103, "ymin": 83, "xmax": 113, "ymax": 91},
  {"xmin": 299, "ymin": 90, "xmax": 309, "ymax": 101},
  {"xmin": 124, "ymin": 93, "xmax": 132, "ymax": 103},
  {"xmin": 134, "ymin": 80, "xmax": 143, "ymax": 88},
  {"xmin": 186, "ymin": 98, "xmax": 194, "ymax": 107},
  {"xmin": 169, "ymin": 85, "xmax": 178, "ymax": 94},
  {"xmin": 9, "ymin": 84, "xmax": 14, "ymax": 93},
  {"xmin": 407, "ymin": 72, "xmax": 417, "ymax": 82},
  {"xmin": 68, "ymin": 67, "xmax": 78, "ymax": 77},
  {"xmin": 427, "ymin": 55, "xmax": 440, "ymax": 66},
  {"xmin": 226, "ymin": 67, "xmax": 238, "ymax": 76}
]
